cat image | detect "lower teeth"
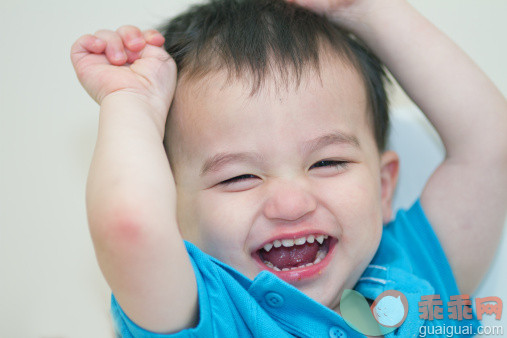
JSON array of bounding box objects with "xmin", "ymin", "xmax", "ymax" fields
[{"xmin": 263, "ymin": 247, "xmax": 328, "ymax": 271}]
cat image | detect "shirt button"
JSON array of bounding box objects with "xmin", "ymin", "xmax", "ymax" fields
[
  {"xmin": 264, "ymin": 292, "xmax": 284, "ymax": 308},
  {"xmin": 329, "ymin": 326, "xmax": 347, "ymax": 338}
]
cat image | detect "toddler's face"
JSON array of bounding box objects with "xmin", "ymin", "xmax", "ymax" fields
[{"xmin": 165, "ymin": 55, "xmax": 398, "ymax": 311}]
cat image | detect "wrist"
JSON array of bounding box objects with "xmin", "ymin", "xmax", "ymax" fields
[
  {"xmin": 100, "ymin": 91, "xmax": 169, "ymax": 140},
  {"xmin": 102, "ymin": 90, "xmax": 169, "ymax": 115}
]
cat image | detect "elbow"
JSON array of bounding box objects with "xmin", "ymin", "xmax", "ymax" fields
[
  {"xmin": 472, "ymin": 122, "xmax": 507, "ymax": 169},
  {"xmin": 87, "ymin": 202, "xmax": 154, "ymax": 253},
  {"xmin": 493, "ymin": 129, "xmax": 507, "ymax": 173},
  {"xmin": 497, "ymin": 105, "xmax": 507, "ymax": 166}
]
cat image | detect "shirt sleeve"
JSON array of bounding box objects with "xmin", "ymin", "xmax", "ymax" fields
[{"xmin": 390, "ymin": 199, "xmax": 459, "ymax": 296}]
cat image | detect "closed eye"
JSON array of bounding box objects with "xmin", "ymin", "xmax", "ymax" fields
[
  {"xmin": 310, "ymin": 160, "xmax": 348, "ymax": 170},
  {"xmin": 219, "ymin": 174, "xmax": 258, "ymax": 185}
]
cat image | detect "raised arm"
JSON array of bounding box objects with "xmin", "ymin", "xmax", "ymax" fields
[
  {"xmin": 71, "ymin": 26, "xmax": 197, "ymax": 332},
  {"xmin": 292, "ymin": 0, "xmax": 507, "ymax": 293}
]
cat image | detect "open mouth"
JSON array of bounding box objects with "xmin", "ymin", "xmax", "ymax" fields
[{"xmin": 256, "ymin": 234, "xmax": 333, "ymax": 272}]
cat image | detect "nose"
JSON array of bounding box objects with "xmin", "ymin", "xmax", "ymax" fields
[{"xmin": 262, "ymin": 180, "xmax": 317, "ymax": 222}]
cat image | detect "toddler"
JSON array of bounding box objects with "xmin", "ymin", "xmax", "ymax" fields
[{"xmin": 71, "ymin": 0, "xmax": 507, "ymax": 336}]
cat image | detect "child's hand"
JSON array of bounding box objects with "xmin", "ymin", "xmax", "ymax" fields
[
  {"xmin": 288, "ymin": 0, "xmax": 360, "ymax": 16},
  {"xmin": 71, "ymin": 26, "xmax": 176, "ymax": 113},
  {"xmin": 287, "ymin": 0, "xmax": 402, "ymax": 32}
]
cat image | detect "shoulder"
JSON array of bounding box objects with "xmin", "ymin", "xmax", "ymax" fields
[
  {"xmin": 361, "ymin": 202, "xmax": 482, "ymax": 334},
  {"xmin": 378, "ymin": 199, "xmax": 458, "ymax": 295}
]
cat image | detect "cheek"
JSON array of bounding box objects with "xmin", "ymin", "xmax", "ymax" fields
[
  {"xmin": 192, "ymin": 191, "xmax": 255, "ymax": 259},
  {"xmin": 317, "ymin": 169, "xmax": 383, "ymax": 251}
]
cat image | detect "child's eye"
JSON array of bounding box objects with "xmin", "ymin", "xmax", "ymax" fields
[
  {"xmin": 310, "ymin": 160, "xmax": 349, "ymax": 170},
  {"xmin": 219, "ymin": 174, "xmax": 258, "ymax": 185}
]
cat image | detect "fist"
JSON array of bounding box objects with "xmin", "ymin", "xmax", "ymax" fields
[{"xmin": 70, "ymin": 26, "xmax": 176, "ymax": 111}]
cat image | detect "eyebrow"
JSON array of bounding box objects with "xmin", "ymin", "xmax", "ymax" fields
[
  {"xmin": 301, "ymin": 131, "xmax": 360, "ymax": 155},
  {"xmin": 200, "ymin": 131, "xmax": 359, "ymax": 176},
  {"xmin": 201, "ymin": 152, "xmax": 264, "ymax": 176}
]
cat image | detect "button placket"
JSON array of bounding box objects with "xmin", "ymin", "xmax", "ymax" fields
[
  {"xmin": 264, "ymin": 292, "xmax": 284, "ymax": 308},
  {"xmin": 329, "ymin": 326, "xmax": 347, "ymax": 338}
]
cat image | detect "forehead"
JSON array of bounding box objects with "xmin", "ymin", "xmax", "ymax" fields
[{"xmin": 165, "ymin": 53, "xmax": 371, "ymax": 164}]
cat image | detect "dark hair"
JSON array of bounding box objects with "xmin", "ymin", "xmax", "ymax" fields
[{"xmin": 160, "ymin": 0, "xmax": 390, "ymax": 151}]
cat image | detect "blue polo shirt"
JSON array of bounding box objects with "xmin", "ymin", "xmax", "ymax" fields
[{"xmin": 111, "ymin": 199, "xmax": 481, "ymax": 337}]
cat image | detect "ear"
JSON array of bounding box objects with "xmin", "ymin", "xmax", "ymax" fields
[{"xmin": 379, "ymin": 151, "xmax": 400, "ymax": 224}]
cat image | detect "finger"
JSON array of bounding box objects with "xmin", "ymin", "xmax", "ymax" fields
[
  {"xmin": 71, "ymin": 34, "xmax": 106, "ymax": 55},
  {"xmin": 117, "ymin": 25, "xmax": 146, "ymax": 52},
  {"xmin": 125, "ymin": 30, "xmax": 166, "ymax": 64},
  {"xmin": 137, "ymin": 43, "xmax": 173, "ymax": 65},
  {"xmin": 94, "ymin": 29, "xmax": 127, "ymax": 65},
  {"xmin": 143, "ymin": 29, "xmax": 165, "ymax": 47},
  {"xmin": 70, "ymin": 34, "xmax": 106, "ymax": 65},
  {"xmin": 125, "ymin": 48, "xmax": 142, "ymax": 64}
]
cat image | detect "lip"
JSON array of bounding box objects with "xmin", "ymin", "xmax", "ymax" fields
[{"xmin": 252, "ymin": 236, "xmax": 338, "ymax": 283}]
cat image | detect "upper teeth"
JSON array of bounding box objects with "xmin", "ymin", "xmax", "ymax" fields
[{"xmin": 263, "ymin": 234, "xmax": 328, "ymax": 252}]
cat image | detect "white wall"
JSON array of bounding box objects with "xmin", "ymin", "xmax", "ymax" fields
[{"xmin": 0, "ymin": 1, "xmax": 505, "ymax": 337}]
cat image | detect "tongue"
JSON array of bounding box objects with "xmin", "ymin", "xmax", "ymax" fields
[{"xmin": 260, "ymin": 242, "xmax": 320, "ymax": 269}]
